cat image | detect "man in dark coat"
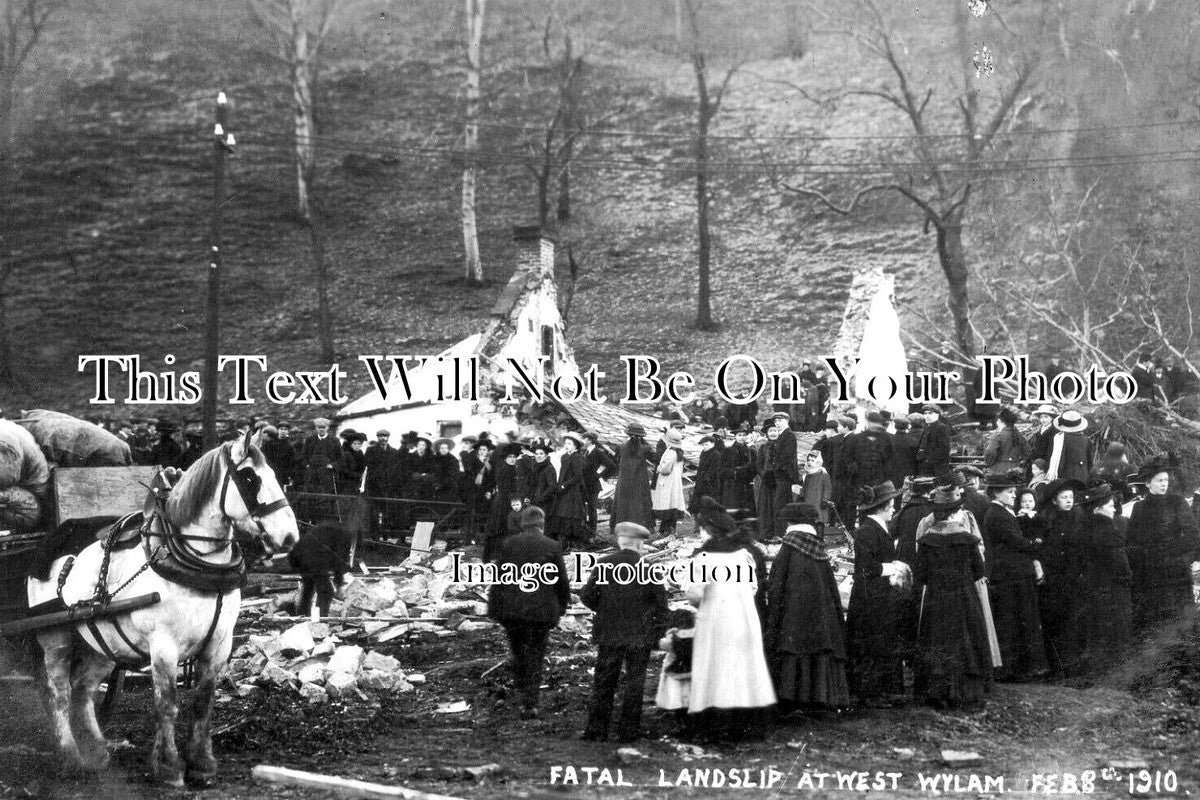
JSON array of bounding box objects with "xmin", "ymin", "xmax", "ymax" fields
[
  {"xmin": 581, "ymin": 432, "xmax": 616, "ymax": 536},
  {"xmin": 720, "ymin": 424, "xmax": 754, "ymax": 511},
  {"xmin": 580, "ymin": 522, "xmax": 668, "ymax": 742},
  {"xmin": 298, "ymin": 418, "xmax": 343, "ymax": 492},
  {"xmin": 847, "ymin": 481, "xmax": 907, "ymax": 702},
  {"xmin": 488, "ymin": 506, "xmax": 572, "ymax": 719},
  {"xmin": 890, "ymin": 418, "xmax": 918, "ymax": 494},
  {"xmin": 890, "ymin": 476, "xmax": 934, "ymax": 667},
  {"xmin": 915, "ymin": 404, "xmax": 951, "ymax": 477},
  {"xmin": 770, "ymin": 413, "xmax": 801, "ymax": 537},
  {"xmin": 1131, "ymin": 353, "xmax": 1158, "ymax": 403},
  {"xmin": 148, "ymin": 420, "xmax": 184, "ymax": 469},
  {"xmin": 1046, "ymin": 411, "xmax": 1092, "ymax": 483},
  {"xmin": 289, "ymin": 520, "xmax": 354, "ymax": 616},
  {"xmin": 842, "ymin": 411, "xmax": 894, "ymax": 490},
  {"xmin": 260, "ymin": 425, "xmax": 298, "ymax": 490}
]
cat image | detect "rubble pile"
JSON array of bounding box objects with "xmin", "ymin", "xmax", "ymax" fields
[{"xmin": 227, "ymin": 620, "xmax": 427, "ymax": 704}]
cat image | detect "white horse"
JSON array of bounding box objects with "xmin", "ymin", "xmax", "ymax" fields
[{"xmin": 27, "ymin": 433, "xmax": 297, "ymax": 786}]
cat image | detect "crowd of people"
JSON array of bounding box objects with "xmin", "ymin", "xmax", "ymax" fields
[{"xmin": 485, "ymin": 402, "xmax": 1200, "ymax": 744}]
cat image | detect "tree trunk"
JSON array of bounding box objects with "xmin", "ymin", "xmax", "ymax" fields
[
  {"xmin": 291, "ymin": 5, "xmax": 314, "ymax": 221},
  {"xmin": 462, "ymin": 0, "xmax": 485, "ymax": 286},
  {"xmin": 693, "ymin": 57, "xmax": 715, "ymax": 331},
  {"xmin": 935, "ymin": 213, "xmax": 976, "ymax": 359},
  {"xmin": 0, "ymin": 270, "xmax": 12, "ymax": 383},
  {"xmin": 556, "ymin": 147, "xmax": 572, "ymax": 222},
  {"xmin": 307, "ymin": 205, "xmax": 336, "ymax": 363}
]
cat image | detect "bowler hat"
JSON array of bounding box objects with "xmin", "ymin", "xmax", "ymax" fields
[{"xmin": 857, "ymin": 481, "xmax": 901, "ymax": 512}]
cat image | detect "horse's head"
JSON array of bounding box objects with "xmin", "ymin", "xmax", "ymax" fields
[{"xmin": 219, "ymin": 430, "xmax": 298, "ymax": 556}]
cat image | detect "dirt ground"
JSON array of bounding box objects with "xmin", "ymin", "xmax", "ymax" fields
[{"xmin": 2, "ymin": 614, "xmax": 1200, "ymax": 800}]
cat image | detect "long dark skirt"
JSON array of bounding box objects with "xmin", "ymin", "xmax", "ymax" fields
[
  {"xmin": 1084, "ymin": 585, "xmax": 1133, "ymax": 672},
  {"xmin": 1133, "ymin": 583, "xmax": 1195, "ymax": 631},
  {"xmin": 770, "ymin": 652, "xmax": 850, "ymax": 710},
  {"xmin": 915, "ymin": 584, "xmax": 992, "ymax": 707},
  {"xmin": 847, "ymin": 580, "xmax": 905, "ymax": 699},
  {"xmin": 1039, "ymin": 578, "xmax": 1084, "ymax": 675},
  {"xmin": 989, "ymin": 577, "xmax": 1049, "ymax": 681}
]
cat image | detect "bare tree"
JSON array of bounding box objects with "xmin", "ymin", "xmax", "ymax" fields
[
  {"xmin": 680, "ymin": 0, "xmax": 743, "ymax": 331},
  {"xmin": 0, "ymin": 0, "xmax": 62, "ymax": 382},
  {"xmin": 783, "ymin": 0, "xmax": 1037, "ymax": 358},
  {"xmin": 249, "ymin": 0, "xmax": 341, "ymax": 361},
  {"xmin": 462, "ymin": 0, "xmax": 485, "ymax": 285}
]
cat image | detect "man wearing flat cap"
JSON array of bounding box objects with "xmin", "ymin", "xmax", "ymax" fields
[
  {"xmin": 769, "ymin": 412, "xmax": 801, "ymax": 536},
  {"xmin": 580, "ymin": 522, "xmax": 668, "ymax": 742},
  {"xmin": 915, "ymin": 405, "xmax": 951, "ymax": 477}
]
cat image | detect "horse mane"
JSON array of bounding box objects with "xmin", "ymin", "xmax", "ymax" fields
[{"xmin": 165, "ymin": 443, "xmax": 266, "ymax": 526}]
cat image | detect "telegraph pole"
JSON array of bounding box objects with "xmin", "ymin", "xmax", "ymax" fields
[{"xmin": 203, "ymin": 92, "xmax": 236, "ymax": 449}]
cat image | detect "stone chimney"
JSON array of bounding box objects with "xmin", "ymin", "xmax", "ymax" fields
[{"xmin": 512, "ymin": 224, "xmax": 555, "ymax": 280}]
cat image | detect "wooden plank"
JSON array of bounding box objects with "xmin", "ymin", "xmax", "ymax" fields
[
  {"xmin": 251, "ymin": 765, "xmax": 467, "ymax": 800},
  {"xmin": 404, "ymin": 522, "xmax": 435, "ymax": 565},
  {"xmin": 53, "ymin": 466, "xmax": 160, "ymax": 526}
]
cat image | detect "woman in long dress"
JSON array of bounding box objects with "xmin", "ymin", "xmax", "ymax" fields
[
  {"xmin": 1078, "ymin": 483, "xmax": 1133, "ymax": 672},
  {"xmin": 684, "ymin": 496, "xmax": 776, "ymax": 741},
  {"xmin": 913, "ymin": 490, "xmax": 993, "ymax": 710},
  {"xmin": 549, "ymin": 432, "xmax": 589, "ymax": 549},
  {"xmin": 651, "ymin": 428, "xmax": 688, "ymax": 538},
  {"xmin": 610, "ymin": 424, "xmax": 654, "ymax": 532},
  {"xmin": 847, "ymin": 481, "xmax": 907, "ymax": 703},
  {"xmin": 765, "ymin": 502, "xmax": 850, "ymax": 714},
  {"xmin": 981, "ymin": 470, "xmax": 1048, "ymax": 682},
  {"xmin": 1126, "ymin": 453, "xmax": 1200, "ymax": 629}
]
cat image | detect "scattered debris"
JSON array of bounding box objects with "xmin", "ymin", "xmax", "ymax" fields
[
  {"xmin": 616, "ymin": 747, "xmax": 648, "ymax": 763},
  {"xmin": 435, "ymin": 700, "xmax": 471, "ymax": 714},
  {"xmin": 252, "ymin": 764, "xmax": 467, "ymax": 800},
  {"xmin": 940, "ymin": 749, "xmax": 983, "ymax": 767}
]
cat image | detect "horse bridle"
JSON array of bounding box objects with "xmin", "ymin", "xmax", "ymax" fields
[{"xmin": 219, "ymin": 444, "xmax": 291, "ymax": 543}]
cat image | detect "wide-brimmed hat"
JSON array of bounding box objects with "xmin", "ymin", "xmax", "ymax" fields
[
  {"xmin": 1079, "ymin": 483, "xmax": 1117, "ymax": 508},
  {"xmin": 695, "ymin": 495, "xmax": 737, "ymax": 534},
  {"xmin": 1043, "ymin": 478, "xmax": 1085, "ymax": 502},
  {"xmin": 934, "ymin": 472, "xmax": 968, "ymax": 491},
  {"xmin": 780, "ymin": 502, "xmax": 821, "ymax": 526},
  {"xmin": 530, "ymin": 439, "xmax": 553, "ymax": 454},
  {"xmin": 340, "ymin": 428, "xmax": 360, "ymax": 441},
  {"xmin": 1135, "ymin": 452, "xmax": 1179, "ymax": 482},
  {"xmin": 663, "ymin": 429, "xmax": 683, "ymax": 447},
  {"xmin": 955, "ymin": 464, "xmax": 986, "ymax": 480},
  {"xmin": 561, "ymin": 431, "xmax": 584, "ymax": 449},
  {"xmin": 929, "ymin": 485, "xmax": 964, "ymax": 511},
  {"xmin": 858, "ymin": 481, "xmax": 901, "ymax": 512},
  {"xmin": 415, "ymin": 433, "xmax": 434, "ymax": 448},
  {"xmin": 434, "ymin": 437, "xmax": 455, "ymax": 450},
  {"xmin": 910, "ymin": 476, "xmax": 936, "ymax": 493},
  {"xmin": 1053, "ymin": 410, "xmax": 1089, "ymax": 433},
  {"xmin": 626, "ymin": 423, "xmax": 646, "ymax": 437},
  {"xmin": 1033, "ymin": 404, "xmax": 1059, "ymax": 418},
  {"xmin": 614, "ymin": 521, "xmax": 651, "ymax": 540},
  {"xmin": 984, "ymin": 469, "xmax": 1025, "ymax": 491},
  {"xmin": 498, "ymin": 442, "xmax": 522, "ymax": 459}
]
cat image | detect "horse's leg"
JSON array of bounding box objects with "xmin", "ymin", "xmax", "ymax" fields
[
  {"xmin": 68, "ymin": 649, "xmax": 114, "ymax": 771},
  {"xmin": 37, "ymin": 629, "xmax": 86, "ymax": 771},
  {"xmin": 149, "ymin": 646, "xmax": 185, "ymax": 787},
  {"xmin": 183, "ymin": 649, "xmax": 227, "ymax": 786}
]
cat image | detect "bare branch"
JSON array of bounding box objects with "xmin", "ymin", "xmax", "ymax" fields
[{"xmin": 781, "ymin": 181, "xmax": 905, "ymax": 216}]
